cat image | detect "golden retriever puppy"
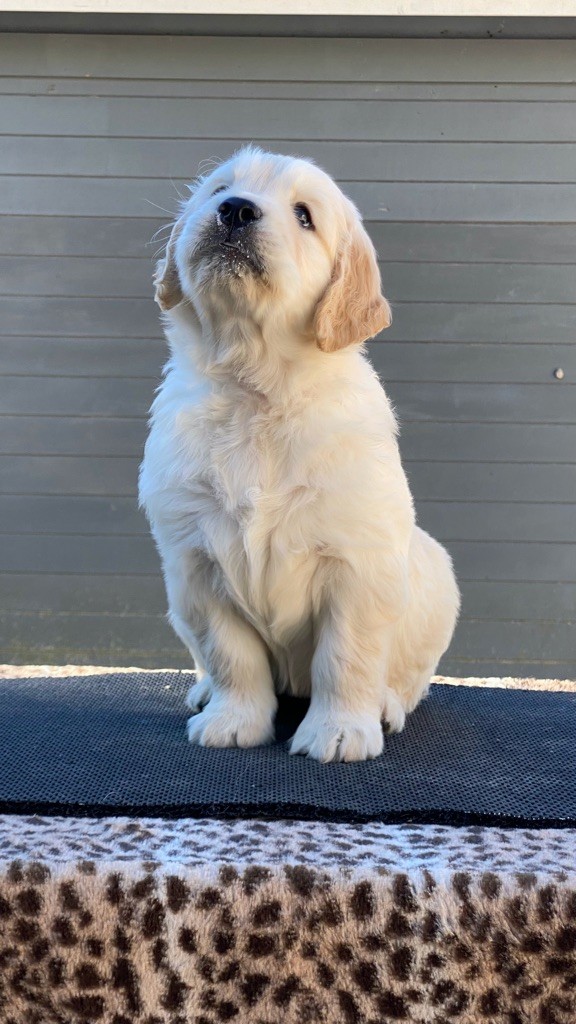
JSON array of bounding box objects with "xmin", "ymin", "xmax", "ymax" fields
[{"xmin": 139, "ymin": 146, "xmax": 460, "ymax": 762}]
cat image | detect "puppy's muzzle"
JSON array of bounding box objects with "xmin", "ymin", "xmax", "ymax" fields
[{"xmin": 217, "ymin": 196, "xmax": 262, "ymax": 234}]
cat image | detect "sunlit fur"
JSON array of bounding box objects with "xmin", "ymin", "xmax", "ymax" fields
[{"xmin": 139, "ymin": 147, "xmax": 460, "ymax": 762}]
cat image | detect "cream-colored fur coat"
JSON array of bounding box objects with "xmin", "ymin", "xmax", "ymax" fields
[{"xmin": 139, "ymin": 147, "xmax": 460, "ymax": 761}]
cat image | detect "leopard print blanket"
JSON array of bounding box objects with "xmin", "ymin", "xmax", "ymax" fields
[{"xmin": 1, "ymin": 814, "xmax": 574, "ymax": 1023}]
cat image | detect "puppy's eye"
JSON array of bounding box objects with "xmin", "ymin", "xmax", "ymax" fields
[
  {"xmin": 294, "ymin": 203, "xmax": 314, "ymax": 230},
  {"xmin": 212, "ymin": 185, "xmax": 227, "ymax": 196}
]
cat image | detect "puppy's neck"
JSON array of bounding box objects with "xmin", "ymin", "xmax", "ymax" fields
[{"xmin": 163, "ymin": 302, "xmax": 353, "ymax": 406}]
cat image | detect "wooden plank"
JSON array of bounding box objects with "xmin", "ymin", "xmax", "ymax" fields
[
  {"xmin": 0, "ymin": 337, "xmax": 165, "ymax": 377},
  {"xmin": 2, "ymin": 573, "xmax": 574, "ymax": 624},
  {"xmin": 0, "ymin": 377, "xmax": 156, "ymax": 416},
  {"xmin": 3, "ymin": 406, "xmax": 575, "ymax": 466},
  {"xmin": 0, "ymin": 646, "xmax": 189, "ymax": 669},
  {"xmin": 3, "ymin": 96, "xmax": 576, "ymax": 143},
  {"xmin": 3, "ymin": 216, "xmax": 575, "ymax": 264},
  {"xmin": 372, "ymin": 222, "xmax": 576, "ymax": 265},
  {"xmin": 372, "ymin": 343, "xmax": 576, "ymax": 385},
  {"xmin": 5, "ymin": 258, "xmax": 576, "ymax": 307},
  {"xmin": 0, "ymin": 614, "xmax": 187, "ymax": 668},
  {"xmin": 22, "ymin": 638, "xmax": 566, "ymax": 677},
  {"xmin": 0, "ymin": 298, "xmax": 160, "ymax": 338},
  {"xmin": 2, "ymin": 380, "xmax": 569, "ymax": 436},
  {"xmin": 453, "ymin": 619, "xmax": 576, "ymax": 662},
  {"xmin": 0, "ymin": 215, "xmax": 162, "ymax": 258},
  {"xmin": 0, "ymin": 176, "xmax": 184, "ymax": 218},
  {"xmin": 0, "ymin": 455, "xmax": 142, "ymax": 496},
  {"xmin": 406, "ymin": 462, "xmax": 576, "ymax": 502},
  {"xmin": 0, "ymin": 640, "xmax": 189, "ymax": 670},
  {"xmin": 460, "ymin": 581, "xmax": 576, "ymax": 620},
  {"xmin": 4, "ymin": 415, "xmax": 574, "ymax": 464},
  {"xmin": 418, "ymin": 501, "xmax": 576, "ymax": 543},
  {"xmin": 0, "ymin": 610, "xmax": 175, "ymax": 653},
  {"xmin": 449, "ymin": 540, "xmax": 576, "ymax": 582},
  {"xmin": 1, "ymin": 608, "xmax": 574, "ymax": 668},
  {"xmin": 3, "ymin": 176, "xmax": 576, "ymax": 222},
  {"xmin": 2, "ymin": 586, "xmax": 574, "ymax": 674},
  {"xmin": 3, "ymin": 455, "xmax": 575, "ymax": 503},
  {"xmin": 0, "ymin": 416, "xmax": 148, "ymax": 456},
  {"xmin": 0, "ymin": 495, "xmax": 148, "ymax": 534},
  {"xmin": 439, "ymin": 656, "xmax": 576, "ymax": 679},
  {"xmin": 1, "ymin": 12, "xmax": 574, "ymax": 39},
  {"xmin": 360, "ymin": 183, "xmax": 576, "ymax": 223},
  {"xmin": 386, "ymin": 382, "xmax": 576, "ymax": 425},
  {"xmin": 0, "ymin": 571, "xmax": 167, "ymax": 614},
  {"xmin": 381, "ymin": 265, "xmax": 576, "ymax": 306},
  {"xmin": 5, "ymin": 79, "xmax": 576, "ymax": 103},
  {"xmin": 0, "ymin": 534, "xmax": 159, "ymax": 573},
  {"xmin": 2, "ymin": 314, "xmax": 575, "ymax": 382},
  {"xmin": 3, "ymin": 134, "xmax": 576, "ymax": 182},
  {"xmin": 4, "ymin": 298, "xmax": 576, "ymax": 343},
  {"xmin": 400, "ymin": 423, "xmax": 576, "ymax": 463},
  {"xmin": 1, "ymin": 36, "xmax": 575, "ymax": 83},
  {"xmin": 1, "ymin": 612, "xmax": 574, "ymax": 675},
  {"xmin": 2, "ymin": 493, "xmax": 571, "ymax": 544},
  {"xmin": 0, "ymin": 257, "xmax": 151, "ymax": 299},
  {"xmin": 7, "ymin": 613, "xmax": 571, "ymax": 664}
]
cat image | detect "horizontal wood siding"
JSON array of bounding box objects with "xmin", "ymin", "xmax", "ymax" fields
[{"xmin": 0, "ymin": 33, "xmax": 574, "ymax": 677}]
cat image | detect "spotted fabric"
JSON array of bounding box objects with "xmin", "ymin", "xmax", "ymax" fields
[{"xmin": 1, "ymin": 815, "xmax": 575, "ymax": 1022}]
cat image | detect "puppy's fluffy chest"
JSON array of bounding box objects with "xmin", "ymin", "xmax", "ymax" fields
[
  {"xmin": 142, "ymin": 353, "xmax": 407, "ymax": 654},
  {"xmin": 144, "ymin": 372, "xmax": 326, "ymax": 636},
  {"xmin": 207, "ymin": 395, "xmax": 295, "ymax": 521}
]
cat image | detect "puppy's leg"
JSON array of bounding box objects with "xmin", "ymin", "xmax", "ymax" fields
[
  {"xmin": 163, "ymin": 607, "xmax": 213, "ymax": 711},
  {"xmin": 185, "ymin": 672, "xmax": 214, "ymax": 714},
  {"xmin": 290, "ymin": 562, "xmax": 407, "ymax": 762},
  {"xmin": 388, "ymin": 527, "xmax": 460, "ymax": 715},
  {"xmin": 164, "ymin": 550, "xmax": 277, "ymax": 748},
  {"xmin": 185, "ymin": 609, "xmax": 277, "ymax": 749}
]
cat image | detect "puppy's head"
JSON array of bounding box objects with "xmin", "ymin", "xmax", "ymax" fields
[{"xmin": 155, "ymin": 146, "xmax": 391, "ymax": 351}]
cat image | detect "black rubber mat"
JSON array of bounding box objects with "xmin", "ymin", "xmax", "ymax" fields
[{"xmin": 0, "ymin": 673, "xmax": 574, "ymax": 827}]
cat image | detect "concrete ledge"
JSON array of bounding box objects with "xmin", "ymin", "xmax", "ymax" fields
[
  {"xmin": 2, "ymin": 1, "xmax": 575, "ymax": 15},
  {"xmin": 3, "ymin": 664, "xmax": 576, "ymax": 690}
]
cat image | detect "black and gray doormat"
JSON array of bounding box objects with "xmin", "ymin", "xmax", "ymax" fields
[{"xmin": 0, "ymin": 673, "xmax": 574, "ymax": 828}]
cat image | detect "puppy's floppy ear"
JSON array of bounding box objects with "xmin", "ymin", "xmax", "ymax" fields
[
  {"xmin": 154, "ymin": 218, "xmax": 184, "ymax": 311},
  {"xmin": 313, "ymin": 218, "xmax": 391, "ymax": 352}
]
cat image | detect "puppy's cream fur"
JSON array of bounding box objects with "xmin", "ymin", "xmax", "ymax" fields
[{"xmin": 139, "ymin": 147, "xmax": 460, "ymax": 762}]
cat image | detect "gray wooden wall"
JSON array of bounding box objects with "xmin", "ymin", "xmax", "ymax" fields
[{"xmin": 1, "ymin": 32, "xmax": 575, "ymax": 678}]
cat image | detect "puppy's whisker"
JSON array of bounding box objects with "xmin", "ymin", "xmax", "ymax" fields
[
  {"xmin": 150, "ymin": 240, "xmax": 173, "ymax": 258},
  {"xmin": 169, "ymin": 179, "xmax": 188, "ymax": 202},
  {"xmin": 197, "ymin": 156, "xmax": 222, "ymax": 176},
  {"xmin": 147, "ymin": 223, "xmax": 175, "ymax": 248},
  {"xmin": 143, "ymin": 199, "xmax": 180, "ymax": 216},
  {"xmin": 149, "ymin": 229, "xmax": 173, "ymax": 245},
  {"xmin": 149, "ymin": 227, "xmax": 172, "ymax": 242}
]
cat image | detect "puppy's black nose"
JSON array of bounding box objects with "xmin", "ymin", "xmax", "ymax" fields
[{"xmin": 218, "ymin": 196, "xmax": 262, "ymax": 231}]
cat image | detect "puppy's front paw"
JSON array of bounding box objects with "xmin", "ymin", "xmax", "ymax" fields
[
  {"xmin": 186, "ymin": 674, "xmax": 214, "ymax": 714},
  {"xmin": 381, "ymin": 688, "xmax": 406, "ymax": 734},
  {"xmin": 187, "ymin": 692, "xmax": 276, "ymax": 749},
  {"xmin": 290, "ymin": 707, "xmax": 384, "ymax": 763}
]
